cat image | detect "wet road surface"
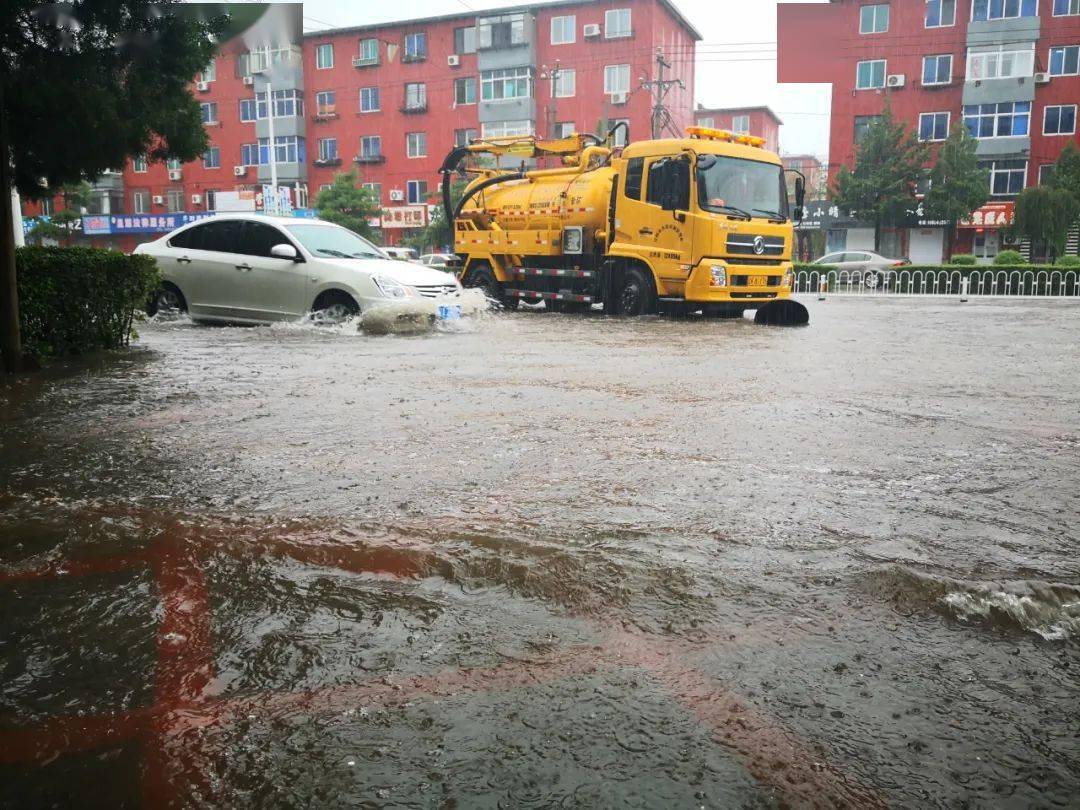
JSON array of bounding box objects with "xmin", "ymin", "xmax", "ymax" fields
[{"xmin": 2, "ymin": 298, "xmax": 1079, "ymax": 808}]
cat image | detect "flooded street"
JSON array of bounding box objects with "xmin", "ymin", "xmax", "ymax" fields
[{"xmin": 2, "ymin": 298, "xmax": 1079, "ymax": 808}]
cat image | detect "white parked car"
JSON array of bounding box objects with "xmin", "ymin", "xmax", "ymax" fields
[
  {"xmin": 419, "ymin": 253, "xmax": 460, "ymax": 270},
  {"xmin": 135, "ymin": 214, "xmax": 463, "ymax": 323},
  {"xmin": 381, "ymin": 246, "xmax": 419, "ymax": 262}
]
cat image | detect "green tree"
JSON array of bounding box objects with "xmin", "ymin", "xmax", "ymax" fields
[
  {"xmin": 2, "ymin": 1, "xmax": 224, "ymax": 372},
  {"xmin": 26, "ymin": 183, "xmax": 94, "ymax": 246},
  {"xmin": 1011, "ymin": 187, "xmax": 1080, "ymax": 262},
  {"xmin": 1047, "ymin": 141, "xmax": 1080, "ymax": 202},
  {"xmin": 403, "ymin": 179, "xmax": 468, "ymax": 254},
  {"xmin": 831, "ymin": 103, "xmax": 930, "ymax": 251},
  {"xmin": 311, "ymin": 170, "xmax": 381, "ymax": 241},
  {"xmin": 925, "ymin": 122, "xmax": 989, "ymax": 256}
]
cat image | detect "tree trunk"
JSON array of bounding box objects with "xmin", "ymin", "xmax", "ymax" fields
[
  {"xmin": 0, "ymin": 81, "xmax": 24, "ymax": 374},
  {"xmin": 874, "ymin": 217, "xmax": 881, "ymax": 252}
]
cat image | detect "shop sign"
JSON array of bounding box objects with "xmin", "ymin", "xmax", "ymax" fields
[
  {"xmin": 380, "ymin": 206, "xmax": 426, "ymax": 229},
  {"xmin": 958, "ymin": 202, "xmax": 1015, "ymax": 229},
  {"xmin": 80, "ymin": 212, "xmax": 215, "ymax": 235}
]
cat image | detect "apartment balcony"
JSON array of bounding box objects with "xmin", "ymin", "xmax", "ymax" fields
[
  {"xmin": 352, "ymin": 56, "xmax": 379, "ymax": 69},
  {"xmin": 312, "ymin": 107, "xmax": 339, "ymax": 122},
  {"xmin": 313, "ymin": 157, "xmax": 342, "ymax": 168},
  {"xmin": 354, "ymin": 153, "xmax": 385, "ymax": 165},
  {"xmin": 401, "ymin": 52, "xmax": 427, "ymax": 64},
  {"xmin": 400, "ymin": 101, "xmax": 428, "ymax": 114}
]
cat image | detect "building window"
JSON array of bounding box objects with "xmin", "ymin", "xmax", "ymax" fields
[
  {"xmin": 360, "ymin": 86, "xmax": 380, "ymax": 112},
  {"xmin": 317, "ymin": 138, "xmax": 338, "ymax": 161},
  {"xmin": 362, "ymin": 182, "xmax": 381, "ymax": 202},
  {"xmin": 133, "ymin": 154, "xmax": 148, "ymax": 173},
  {"xmin": 316, "ymin": 91, "xmax": 336, "ymax": 115},
  {"xmin": 406, "ymin": 179, "xmax": 428, "ymax": 204},
  {"xmin": 166, "ymin": 157, "xmax": 182, "ymax": 171},
  {"xmin": 856, "ymin": 59, "xmax": 886, "ymax": 89},
  {"xmin": 971, "ymin": 0, "xmax": 1037, "ymax": 20},
  {"xmin": 315, "ymin": 43, "xmax": 333, "ymax": 69},
  {"xmin": 854, "ymin": 115, "xmax": 882, "ymax": 143},
  {"xmin": 404, "ymin": 32, "xmax": 427, "ymax": 61},
  {"xmin": 455, "ymin": 76, "xmax": 477, "ymax": 105},
  {"xmin": 132, "ymin": 190, "xmax": 149, "ymax": 214},
  {"xmin": 1050, "ymin": 46, "xmax": 1080, "ymax": 77},
  {"xmin": 359, "ymin": 38, "xmax": 378, "ymax": 64},
  {"xmin": 1044, "ymin": 104, "xmax": 1077, "ymax": 135},
  {"xmin": 249, "ymin": 45, "xmax": 297, "ymax": 73},
  {"xmin": 554, "ymin": 68, "xmax": 576, "ymax": 98},
  {"xmin": 404, "ymin": 82, "xmax": 427, "ymax": 110},
  {"xmin": 551, "ymin": 15, "xmax": 576, "ymax": 44},
  {"xmin": 478, "ymin": 13, "xmax": 526, "ymax": 49},
  {"xmin": 859, "ymin": 4, "xmax": 889, "ymax": 34},
  {"xmin": 919, "ymin": 111, "xmax": 951, "ymax": 141},
  {"xmin": 240, "ymin": 143, "xmax": 258, "ymax": 166},
  {"xmin": 1055, "ymin": 0, "xmax": 1080, "ymax": 14},
  {"xmin": 605, "ymin": 9, "xmax": 632, "ymax": 38},
  {"xmin": 922, "ymin": 54, "xmax": 953, "ymax": 85},
  {"xmin": 406, "ymin": 132, "xmax": 427, "ymax": 158},
  {"xmin": 200, "ymin": 102, "xmax": 218, "ymax": 124},
  {"xmin": 698, "ymin": 117, "xmax": 715, "ymax": 129},
  {"xmin": 604, "ymin": 64, "xmax": 630, "ymax": 95},
  {"xmin": 982, "ymin": 159, "xmax": 1027, "ymax": 195},
  {"xmin": 198, "ymin": 60, "xmax": 215, "ymax": 83},
  {"xmin": 202, "ymin": 146, "xmax": 220, "ymax": 169},
  {"xmin": 205, "ymin": 189, "xmax": 218, "ymax": 211},
  {"xmin": 166, "ymin": 188, "xmax": 184, "ymax": 213},
  {"xmin": 454, "ymin": 128, "xmax": 478, "ymax": 147},
  {"xmin": 239, "ymin": 98, "xmax": 257, "ymax": 122},
  {"xmin": 454, "ymin": 26, "xmax": 477, "ymax": 54},
  {"xmin": 966, "ymin": 46, "xmax": 1035, "ymax": 80},
  {"xmin": 732, "ymin": 114, "xmax": 750, "ymax": 133},
  {"xmin": 1039, "ymin": 164, "xmax": 1055, "ymax": 184},
  {"xmin": 964, "ymin": 102, "xmax": 1030, "ymax": 138},
  {"xmin": 257, "ymin": 89, "xmax": 303, "ymax": 119},
  {"xmin": 481, "ymin": 120, "xmax": 533, "ymax": 138},
  {"xmin": 554, "ymin": 121, "xmax": 576, "ymax": 138},
  {"xmin": 926, "ymin": 0, "xmax": 956, "ymax": 26},
  {"xmin": 360, "ymin": 135, "xmax": 381, "ymax": 159},
  {"xmin": 258, "ymin": 136, "xmax": 306, "ymax": 164},
  {"xmin": 611, "ymin": 119, "xmax": 630, "ymax": 147},
  {"xmin": 481, "ymin": 67, "xmax": 533, "ymax": 101}
]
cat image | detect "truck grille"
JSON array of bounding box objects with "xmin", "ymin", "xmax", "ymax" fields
[
  {"xmin": 726, "ymin": 234, "xmax": 785, "ymax": 256},
  {"xmin": 414, "ymin": 284, "xmax": 459, "ymax": 299}
]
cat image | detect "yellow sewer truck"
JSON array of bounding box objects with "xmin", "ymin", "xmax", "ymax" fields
[{"xmin": 439, "ymin": 125, "xmax": 809, "ymax": 325}]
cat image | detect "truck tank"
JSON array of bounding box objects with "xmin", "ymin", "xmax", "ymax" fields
[{"xmin": 462, "ymin": 165, "xmax": 615, "ymax": 235}]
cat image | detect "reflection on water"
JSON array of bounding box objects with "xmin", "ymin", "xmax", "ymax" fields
[{"xmin": 2, "ymin": 298, "xmax": 1079, "ymax": 807}]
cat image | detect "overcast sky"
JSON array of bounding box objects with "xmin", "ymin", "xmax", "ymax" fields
[{"xmin": 297, "ymin": 0, "xmax": 832, "ymax": 159}]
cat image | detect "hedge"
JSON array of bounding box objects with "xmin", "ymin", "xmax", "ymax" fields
[{"xmin": 16, "ymin": 246, "xmax": 160, "ymax": 359}]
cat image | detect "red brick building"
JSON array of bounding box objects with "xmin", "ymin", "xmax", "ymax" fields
[
  {"xmin": 778, "ymin": 0, "xmax": 1080, "ymax": 262},
  {"xmin": 693, "ymin": 106, "xmax": 783, "ymax": 154}
]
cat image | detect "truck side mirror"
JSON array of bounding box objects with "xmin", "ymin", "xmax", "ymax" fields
[{"xmin": 793, "ymin": 175, "xmax": 806, "ymax": 224}]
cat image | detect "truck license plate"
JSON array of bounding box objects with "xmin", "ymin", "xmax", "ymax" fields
[
  {"xmin": 438, "ymin": 305, "xmax": 461, "ymax": 321},
  {"xmin": 748, "ymin": 275, "xmax": 767, "ymax": 287}
]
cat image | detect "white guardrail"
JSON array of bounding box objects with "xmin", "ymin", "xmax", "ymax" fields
[{"xmin": 794, "ymin": 268, "xmax": 1080, "ymax": 298}]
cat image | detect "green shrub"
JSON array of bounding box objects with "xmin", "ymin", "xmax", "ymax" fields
[
  {"xmin": 993, "ymin": 249, "xmax": 1026, "ymax": 265},
  {"xmin": 16, "ymin": 246, "xmax": 160, "ymax": 359},
  {"xmin": 1056, "ymin": 255, "xmax": 1080, "ymax": 267},
  {"xmin": 948, "ymin": 254, "xmax": 977, "ymax": 265}
]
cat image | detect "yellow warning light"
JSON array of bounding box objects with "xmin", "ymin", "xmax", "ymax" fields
[{"xmin": 686, "ymin": 126, "xmax": 765, "ymax": 149}]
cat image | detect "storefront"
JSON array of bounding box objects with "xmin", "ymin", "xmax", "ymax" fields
[
  {"xmin": 795, "ymin": 200, "xmax": 950, "ymax": 263},
  {"xmin": 955, "ymin": 202, "xmax": 1018, "ymax": 264}
]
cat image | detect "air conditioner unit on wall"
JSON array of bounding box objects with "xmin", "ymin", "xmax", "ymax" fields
[
  {"xmin": 234, "ymin": 165, "xmax": 247, "ymax": 176},
  {"xmin": 243, "ymin": 75, "xmax": 254, "ymax": 86},
  {"xmin": 191, "ymin": 194, "xmax": 202, "ymax": 205},
  {"xmin": 610, "ymin": 92, "xmax": 628, "ymax": 105},
  {"xmin": 389, "ymin": 189, "xmax": 405, "ymax": 201},
  {"xmin": 447, "ymin": 54, "xmax": 460, "ymax": 67},
  {"xmin": 152, "ymin": 195, "xmax": 164, "ymax": 205},
  {"xmin": 886, "ymin": 74, "xmax": 906, "ymax": 88},
  {"xmin": 1034, "ymin": 72, "xmax": 1050, "ymax": 84},
  {"xmin": 168, "ymin": 170, "xmax": 182, "ymax": 181},
  {"xmin": 196, "ymin": 81, "xmax": 210, "ymax": 92},
  {"xmin": 583, "ymin": 23, "xmax": 600, "ymax": 38}
]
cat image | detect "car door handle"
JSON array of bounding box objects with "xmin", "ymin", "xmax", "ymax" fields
[
  {"xmin": 176, "ymin": 256, "xmax": 191, "ymax": 264},
  {"xmin": 308, "ymin": 276, "xmax": 319, "ymax": 283},
  {"xmin": 234, "ymin": 263, "xmax": 252, "ymax": 272}
]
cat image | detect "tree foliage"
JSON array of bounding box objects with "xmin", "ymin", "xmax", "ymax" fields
[
  {"xmin": 1011, "ymin": 187, "xmax": 1080, "ymax": 261},
  {"xmin": 311, "ymin": 170, "xmax": 381, "ymax": 241},
  {"xmin": 925, "ymin": 122, "xmax": 988, "ymax": 224},
  {"xmin": 403, "ymin": 179, "xmax": 468, "ymax": 254},
  {"xmin": 831, "ymin": 104, "xmax": 929, "ymax": 249},
  {"xmin": 1047, "ymin": 141, "xmax": 1080, "ymax": 202}
]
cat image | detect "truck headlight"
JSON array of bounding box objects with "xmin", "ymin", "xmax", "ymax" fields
[
  {"xmin": 710, "ymin": 265, "xmax": 727, "ymax": 288},
  {"xmin": 374, "ymin": 276, "xmax": 412, "ymax": 299},
  {"xmin": 783, "ymin": 269, "xmax": 794, "ymax": 289}
]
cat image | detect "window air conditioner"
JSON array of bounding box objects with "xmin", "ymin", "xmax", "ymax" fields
[
  {"xmin": 583, "ymin": 23, "xmax": 600, "ymax": 38},
  {"xmin": 610, "ymin": 92, "xmax": 628, "ymax": 105},
  {"xmin": 196, "ymin": 81, "xmax": 210, "ymax": 92},
  {"xmin": 447, "ymin": 54, "xmax": 460, "ymax": 67},
  {"xmin": 886, "ymin": 74, "xmax": 906, "ymax": 88},
  {"xmin": 168, "ymin": 170, "xmax": 183, "ymax": 180},
  {"xmin": 191, "ymin": 194, "xmax": 202, "ymax": 205},
  {"xmin": 234, "ymin": 165, "xmax": 247, "ymax": 176},
  {"xmin": 1034, "ymin": 72, "xmax": 1050, "ymax": 84},
  {"xmin": 152, "ymin": 195, "xmax": 164, "ymax": 205},
  {"xmin": 243, "ymin": 75, "xmax": 254, "ymax": 86},
  {"xmin": 389, "ymin": 189, "xmax": 405, "ymax": 201}
]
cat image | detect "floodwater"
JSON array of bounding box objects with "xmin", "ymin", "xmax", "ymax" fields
[{"xmin": 2, "ymin": 298, "xmax": 1078, "ymax": 808}]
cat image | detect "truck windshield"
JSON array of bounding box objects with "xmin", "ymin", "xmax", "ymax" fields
[{"xmin": 696, "ymin": 155, "xmax": 788, "ymax": 221}]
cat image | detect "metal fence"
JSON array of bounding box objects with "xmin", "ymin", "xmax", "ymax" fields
[{"xmin": 794, "ymin": 268, "xmax": 1080, "ymax": 298}]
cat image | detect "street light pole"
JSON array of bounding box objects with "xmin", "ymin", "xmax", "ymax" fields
[{"xmin": 265, "ymin": 80, "xmax": 278, "ymax": 190}]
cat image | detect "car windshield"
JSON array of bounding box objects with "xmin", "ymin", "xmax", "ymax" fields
[
  {"xmin": 696, "ymin": 155, "xmax": 788, "ymax": 220},
  {"xmin": 284, "ymin": 224, "xmax": 387, "ymax": 259}
]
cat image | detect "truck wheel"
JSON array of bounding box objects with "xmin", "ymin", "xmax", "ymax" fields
[
  {"xmin": 616, "ymin": 267, "xmax": 657, "ymax": 316},
  {"xmin": 466, "ymin": 263, "xmax": 518, "ymax": 310}
]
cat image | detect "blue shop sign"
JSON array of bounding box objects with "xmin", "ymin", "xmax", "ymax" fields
[{"xmin": 80, "ymin": 209, "xmax": 318, "ymax": 235}]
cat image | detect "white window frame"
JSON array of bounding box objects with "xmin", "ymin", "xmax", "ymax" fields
[
  {"xmin": 240, "ymin": 143, "xmax": 258, "ymax": 167},
  {"xmin": 406, "ymin": 179, "xmax": 428, "ymax": 205},
  {"xmin": 605, "ymin": 9, "xmax": 632, "ymax": 39},
  {"xmin": 1038, "ymin": 164, "xmax": 1054, "ymax": 185},
  {"xmin": 925, "ymin": 0, "xmax": 957, "ymax": 27},
  {"xmin": 971, "ymin": 0, "xmax": 1038, "ymax": 21},
  {"xmin": 404, "ymin": 82, "xmax": 427, "ymax": 109},
  {"xmin": 1049, "ymin": 45, "xmax": 1080, "ymax": 77},
  {"xmin": 554, "ymin": 68, "xmax": 576, "ymax": 98},
  {"xmin": 859, "ymin": 4, "xmax": 890, "ymax": 34},
  {"xmin": 315, "ymin": 43, "xmax": 333, "ymax": 69},
  {"xmin": 406, "ymin": 131, "xmax": 427, "ymax": 159},
  {"xmin": 922, "ymin": 54, "xmax": 953, "ymax": 85},
  {"xmin": 856, "ymin": 59, "xmax": 887, "ymax": 89},
  {"xmin": 165, "ymin": 188, "xmax": 184, "ymax": 213},
  {"xmin": 257, "ymin": 89, "xmax": 304, "ymax": 119},
  {"xmin": 604, "ymin": 64, "xmax": 630, "ymax": 94},
  {"xmin": 132, "ymin": 190, "xmax": 149, "ymax": 214},
  {"xmin": 1054, "ymin": 0, "xmax": 1080, "ymax": 15},
  {"xmin": 359, "ymin": 86, "xmax": 380, "ymax": 113},
  {"xmin": 198, "ymin": 60, "xmax": 215, "ymax": 83},
  {"xmin": 404, "ymin": 32, "xmax": 427, "ymax": 59},
  {"xmin": 200, "ymin": 102, "xmax": 218, "ymax": 124},
  {"xmin": 360, "ymin": 135, "xmax": 382, "ymax": 158},
  {"xmin": 259, "ymin": 136, "xmax": 304, "ymax": 164},
  {"xmin": 454, "ymin": 76, "xmax": 477, "ymax": 105},
  {"xmin": 133, "ymin": 155, "xmax": 148, "ymax": 173},
  {"xmin": 918, "ymin": 111, "xmax": 951, "ymax": 141},
  {"xmin": 551, "ymin": 15, "xmax": 576, "ymax": 45},
  {"xmin": 481, "ymin": 67, "xmax": 533, "ymax": 102},
  {"xmin": 239, "ymin": 98, "xmax": 257, "ymax": 122},
  {"xmin": 481, "ymin": 120, "xmax": 533, "ymax": 138},
  {"xmin": 984, "ymin": 159, "xmax": 1028, "ymax": 196},
  {"xmin": 732, "ymin": 114, "xmax": 750, "ymax": 133},
  {"xmin": 362, "ymin": 182, "xmax": 381, "ymax": 201},
  {"xmin": 317, "ymin": 137, "xmax": 338, "ymax": 161},
  {"xmin": 202, "ymin": 146, "xmax": 220, "ymax": 169},
  {"xmin": 554, "ymin": 122, "xmax": 577, "ymax": 138},
  {"xmin": 359, "ymin": 38, "xmax": 378, "ymax": 63},
  {"xmin": 966, "ymin": 45, "xmax": 1035, "ymax": 81},
  {"xmin": 1043, "ymin": 104, "xmax": 1077, "ymax": 135},
  {"xmin": 315, "ymin": 91, "xmax": 336, "ymax": 115},
  {"xmin": 698, "ymin": 117, "xmax": 715, "ymax": 129},
  {"xmin": 964, "ymin": 102, "xmax": 1031, "ymax": 139},
  {"xmin": 611, "ymin": 119, "xmax": 630, "ymax": 147}
]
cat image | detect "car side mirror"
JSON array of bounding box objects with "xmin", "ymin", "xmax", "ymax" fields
[{"xmin": 270, "ymin": 243, "xmax": 299, "ymax": 261}]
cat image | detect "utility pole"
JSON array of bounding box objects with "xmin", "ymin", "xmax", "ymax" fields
[
  {"xmin": 265, "ymin": 80, "xmax": 279, "ymax": 190},
  {"xmin": 640, "ymin": 48, "xmax": 684, "ymax": 140},
  {"xmin": 540, "ymin": 60, "xmax": 562, "ymax": 138}
]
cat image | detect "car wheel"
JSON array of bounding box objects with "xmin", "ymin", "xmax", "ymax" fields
[
  {"xmin": 311, "ymin": 291, "xmax": 360, "ymax": 324},
  {"xmin": 864, "ymin": 271, "xmax": 881, "ymax": 290},
  {"xmin": 466, "ymin": 263, "xmax": 517, "ymax": 310},
  {"xmin": 616, "ymin": 267, "xmax": 657, "ymax": 316},
  {"xmin": 148, "ymin": 283, "xmax": 187, "ymax": 317}
]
